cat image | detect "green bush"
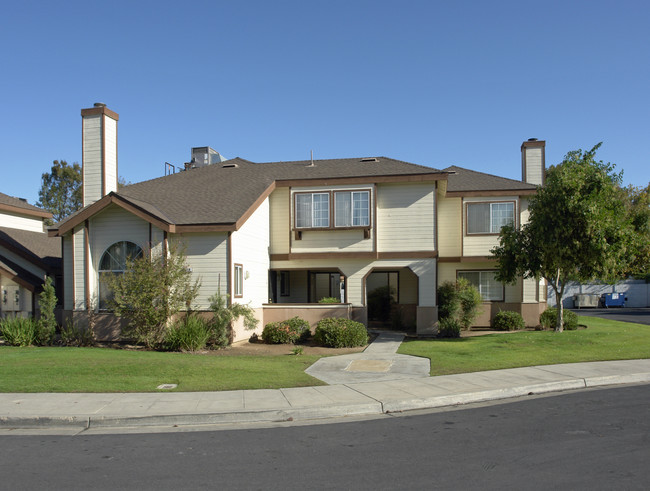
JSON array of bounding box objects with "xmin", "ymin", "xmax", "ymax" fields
[
  {"xmin": 540, "ymin": 308, "xmax": 579, "ymax": 331},
  {"xmin": 313, "ymin": 318, "xmax": 368, "ymax": 348},
  {"xmin": 1, "ymin": 317, "xmax": 38, "ymax": 346},
  {"xmin": 165, "ymin": 315, "xmax": 211, "ymax": 352},
  {"xmin": 37, "ymin": 277, "xmax": 58, "ymax": 345},
  {"xmin": 437, "ymin": 317, "xmax": 462, "ymax": 338},
  {"xmin": 208, "ymin": 293, "xmax": 258, "ymax": 348},
  {"xmin": 60, "ymin": 319, "xmax": 95, "ymax": 347},
  {"xmin": 318, "ymin": 297, "xmax": 340, "ymax": 304},
  {"xmin": 262, "ymin": 317, "xmax": 310, "ymax": 344},
  {"xmin": 491, "ymin": 311, "xmax": 525, "ymax": 331},
  {"xmin": 437, "ymin": 282, "xmax": 460, "ymax": 320}
]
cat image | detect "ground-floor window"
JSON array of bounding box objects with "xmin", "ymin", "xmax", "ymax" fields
[
  {"xmin": 457, "ymin": 270, "xmax": 504, "ymax": 301},
  {"xmin": 98, "ymin": 241, "xmax": 143, "ymax": 310}
]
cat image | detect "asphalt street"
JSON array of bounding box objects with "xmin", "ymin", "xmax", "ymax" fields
[
  {"xmin": 571, "ymin": 307, "xmax": 650, "ymax": 325},
  {"xmin": 1, "ymin": 384, "xmax": 649, "ymax": 490}
]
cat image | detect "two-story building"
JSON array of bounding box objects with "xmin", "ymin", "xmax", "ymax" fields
[
  {"xmin": 0, "ymin": 193, "xmax": 61, "ymax": 318},
  {"xmin": 50, "ymin": 104, "xmax": 547, "ymax": 341}
]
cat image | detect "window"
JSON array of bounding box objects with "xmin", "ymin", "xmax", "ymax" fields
[
  {"xmin": 467, "ymin": 202, "xmax": 515, "ymax": 234},
  {"xmin": 234, "ymin": 264, "xmax": 243, "ymax": 298},
  {"xmin": 98, "ymin": 241, "xmax": 143, "ymax": 310},
  {"xmin": 457, "ymin": 270, "xmax": 504, "ymax": 301},
  {"xmin": 294, "ymin": 190, "xmax": 371, "ymax": 229},
  {"xmin": 280, "ymin": 271, "xmax": 290, "ymax": 296},
  {"xmin": 296, "ymin": 193, "xmax": 329, "ymax": 228},
  {"xmin": 335, "ymin": 191, "xmax": 370, "ymax": 227}
]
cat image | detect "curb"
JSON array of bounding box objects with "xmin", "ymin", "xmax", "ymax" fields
[{"xmin": 2, "ymin": 374, "xmax": 649, "ymax": 430}]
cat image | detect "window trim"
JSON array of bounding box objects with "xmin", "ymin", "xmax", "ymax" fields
[
  {"xmin": 293, "ymin": 189, "xmax": 372, "ymax": 231},
  {"xmin": 456, "ymin": 269, "xmax": 505, "ymax": 302},
  {"xmin": 465, "ymin": 200, "xmax": 517, "ymax": 236},
  {"xmin": 97, "ymin": 240, "xmax": 143, "ymax": 311},
  {"xmin": 234, "ymin": 263, "xmax": 243, "ymax": 298}
]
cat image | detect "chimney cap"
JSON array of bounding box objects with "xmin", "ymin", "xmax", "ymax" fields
[
  {"xmin": 527, "ymin": 138, "xmax": 538, "ymax": 141},
  {"xmin": 94, "ymin": 102, "xmax": 107, "ymax": 108}
]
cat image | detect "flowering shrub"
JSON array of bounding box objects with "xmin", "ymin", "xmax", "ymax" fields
[
  {"xmin": 262, "ymin": 317, "xmax": 310, "ymax": 344},
  {"xmin": 313, "ymin": 318, "xmax": 368, "ymax": 348}
]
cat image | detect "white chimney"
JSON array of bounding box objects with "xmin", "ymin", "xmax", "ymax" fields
[
  {"xmin": 81, "ymin": 103, "xmax": 119, "ymax": 206},
  {"xmin": 521, "ymin": 138, "xmax": 545, "ymax": 186}
]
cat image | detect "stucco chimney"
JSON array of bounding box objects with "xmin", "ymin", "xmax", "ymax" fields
[
  {"xmin": 521, "ymin": 138, "xmax": 545, "ymax": 186},
  {"xmin": 81, "ymin": 103, "xmax": 119, "ymax": 206}
]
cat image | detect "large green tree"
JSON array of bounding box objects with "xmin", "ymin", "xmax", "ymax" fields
[
  {"xmin": 492, "ymin": 143, "xmax": 635, "ymax": 332},
  {"xmin": 37, "ymin": 160, "xmax": 82, "ymax": 223},
  {"xmin": 621, "ymin": 183, "xmax": 650, "ymax": 277}
]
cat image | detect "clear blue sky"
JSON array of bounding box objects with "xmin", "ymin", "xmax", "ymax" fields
[{"xmin": 2, "ymin": 0, "xmax": 648, "ymax": 205}]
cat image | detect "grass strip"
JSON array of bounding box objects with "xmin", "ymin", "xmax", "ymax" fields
[
  {"xmin": 0, "ymin": 347, "xmax": 324, "ymax": 393},
  {"xmin": 398, "ymin": 316, "xmax": 650, "ymax": 376}
]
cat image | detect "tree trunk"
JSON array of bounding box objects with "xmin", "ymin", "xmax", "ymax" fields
[{"xmin": 554, "ymin": 270, "xmax": 564, "ymax": 333}]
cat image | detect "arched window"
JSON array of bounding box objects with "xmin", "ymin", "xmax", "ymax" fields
[{"xmin": 98, "ymin": 241, "xmax": 143, "ymax": 310}]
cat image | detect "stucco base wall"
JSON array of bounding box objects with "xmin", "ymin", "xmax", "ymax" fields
[
  {"xmin": 416, "ymin": 306, "xmax": 438, "ymax": 337},
  {"xmin": 231, "ymin": 307, "xmax": 264, "ymax": 343},
  {"xmin": 262, "ymin": 304, "xmax": 355, "ymax": 333},
  {"xmin": 69, "ymin": 311, "xmax": 128, "ymax": 341},
  {"xmin": 473, "ymin": 302, "xmax": 548, "ymax": 327}
]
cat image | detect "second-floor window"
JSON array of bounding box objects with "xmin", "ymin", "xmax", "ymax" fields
[
  {"xmin": 296, "ymin": 193, "xmax": 330, "ymax": 228},
  {"xmin": 467, "ymin": 201, "xmax": 515, "ymax": 234},
  {"xmin": 335, "ymin": 191, "xmax": 370, "ymax": 227},
  {"xmin": 295, "ymin": 190, "xmax": 371, "ymax": 229}
]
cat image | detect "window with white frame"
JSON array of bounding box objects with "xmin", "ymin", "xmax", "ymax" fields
[
  {"xmin": 335, "ymin": 190, "xmax": 370, "ymax": 227},
  {"xmin": 295, "ymin": 193, "xmax": 330, "ymax": 228},
  {"xmin": 466, "ymin": 202, "xmax": 515, "ymax": 234},
  {"xmin": 234, "ymin": 264, "xmax": 243, "ymax": 298},
  {"xmin": 457, "ymin": 270, "xmax": 504, "ymax": 301},
  {"xmin": 98, "ymin": 241, "xmax": 143, "ymax": 310}
]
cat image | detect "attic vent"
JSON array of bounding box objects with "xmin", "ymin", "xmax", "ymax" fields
[
  {"xmin": 222, "ymin": 163, "xmax": 239, "ymax": 168},
  {"xmin": 360, "ymin": 157, "xmax": 378, "ymax": 162}
]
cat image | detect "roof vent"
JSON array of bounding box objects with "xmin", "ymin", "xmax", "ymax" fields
[
  {"xmin": 222, "ymin": 163, "xmax": 239, "ymax": 168},
  {"xmin": 360, "ymin": 157, "xmax": 378, "ymax": 162}
]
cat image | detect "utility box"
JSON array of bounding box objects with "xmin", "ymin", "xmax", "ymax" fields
[
  {"xmin": 573, "ymin": 294, "xmax": 600, "ymax": 308},
  {"xmin": 601, "ymin": 292, "xmax": 627, "ymax": 308}
]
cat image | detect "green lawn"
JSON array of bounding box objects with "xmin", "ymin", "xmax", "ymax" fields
[
  {"xmin": 0, "ymin": 347, "xmax": 325, "ymax": 393},
  {"xmin": 398, "ymin": 316, "xmax": 650, "ymax": 376}
]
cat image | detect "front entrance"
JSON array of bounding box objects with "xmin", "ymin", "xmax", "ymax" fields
[{"xmin": 365, "ymin": 268, "xmax": 418, "ymax": 330}]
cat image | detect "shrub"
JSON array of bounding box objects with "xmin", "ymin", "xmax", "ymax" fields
[
  {"xmin": 165, "ymin": 315, "xmax": 211, "ymax": 352},
  {"xmin": 262, "ymin": 317, "xmax": 310, "ymax": 344},
  {"xmin": 208, "ymin": 293, "xmax": 258, "ymax": 348},
  {"xmin": 60, "ymin": 319, "xmax": 96, "ymax": 347},
  {"xmin": 437, "ymin": 317, "xmax": 462, "ymax": 338},
  {"xmin": 491, "ymin": 311, "xmax": 525, "ymax": 331},
  {"xmin": 314, "ymin": 318, "xmax": 369, "ymax": 348},
  {"xmin": 1, "ymin": 317, "xmax": 38, "ymax": 346},
  {"xmin": 437, "ymin": 282, "xmax": 460, "ymax": 320},
  {"xmin": 318, "ymin": 297, "xmax": 340, "ymax": 304},
  {"xmin": 104, "ymin": 243, "xmax": 201, "ymax": 348},
  {"xmin": 37, "ymin": 277, "xmax": 58, "ymax": 345},
  {"xmin": 540, "ymin": 308, "xmax": 579, "ymax": 331},
  {"xmin": 437, "ymin": 279, "xmax": 483, "ymax": 330}
]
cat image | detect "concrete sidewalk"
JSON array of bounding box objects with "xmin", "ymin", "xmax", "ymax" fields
[{"xmin": 2, "ymin": 358, "xmax": 650, "ymax": 430}]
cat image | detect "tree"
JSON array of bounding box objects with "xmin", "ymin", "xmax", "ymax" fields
[
  {"xmin": 37, "ymin": 276, "xmax": 58, "ymax": 345},
  {"xmin": 621, "ymin": 184, "xmax": 650, "ymax": 277},
  {"xmin": 103, "ymin": 243, "xmax": 201, "ymax": 348},
  {"xmin": 492, "ymin": 143, "xmax": 634, "ymax": 332},
  {"xmin": 37, "ymin": 160, "xmax": 82, "ymax": 224}
]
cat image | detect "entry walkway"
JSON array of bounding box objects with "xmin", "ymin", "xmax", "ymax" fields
[{"xmin": 305, "ymin": 331, "xmax": 430, "ymax": 384}]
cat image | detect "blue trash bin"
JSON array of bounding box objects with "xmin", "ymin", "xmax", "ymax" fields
[{"xmin": 601, "ymin": 293, "xmax": 626, "ymax": 308}]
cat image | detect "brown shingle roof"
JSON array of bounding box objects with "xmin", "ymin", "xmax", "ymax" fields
[
  {"xmin": 444, "ymin": 165, "xmax": 537, "ymax": 195},
  {"xmin": 115, "ymin": 156, "xmax": 446, "ymax": 226},
  {"xmin": 0, "ymin": 192, "xmax": 51, "ymax": 218},
  {"xmin": 0, "ymin": 227, "xmax": 61, "ymax": 271}
]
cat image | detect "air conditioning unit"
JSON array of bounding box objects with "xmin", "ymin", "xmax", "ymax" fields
[{"xmin": 573, "ymin": 294, "xmax": 599, "ymax": 308}]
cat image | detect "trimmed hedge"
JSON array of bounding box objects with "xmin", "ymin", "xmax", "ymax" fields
[
  {"xmin": 491, "ymin": 311, "xmax": 525, "ymax": 331},
  {"xmin": 540, "ymin": 308, "xmax": 579, "ymax": 331},
  {"xmin": 313, "ymin": 318, "xmax": 368, "ymax": 348},
  {"xmin": 437, "ymin": 317, "xmax": 462, "ymax": 338},
  {"xmin": 262, "ymin": 317, "xmax": 310, "ymax": 344}
]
